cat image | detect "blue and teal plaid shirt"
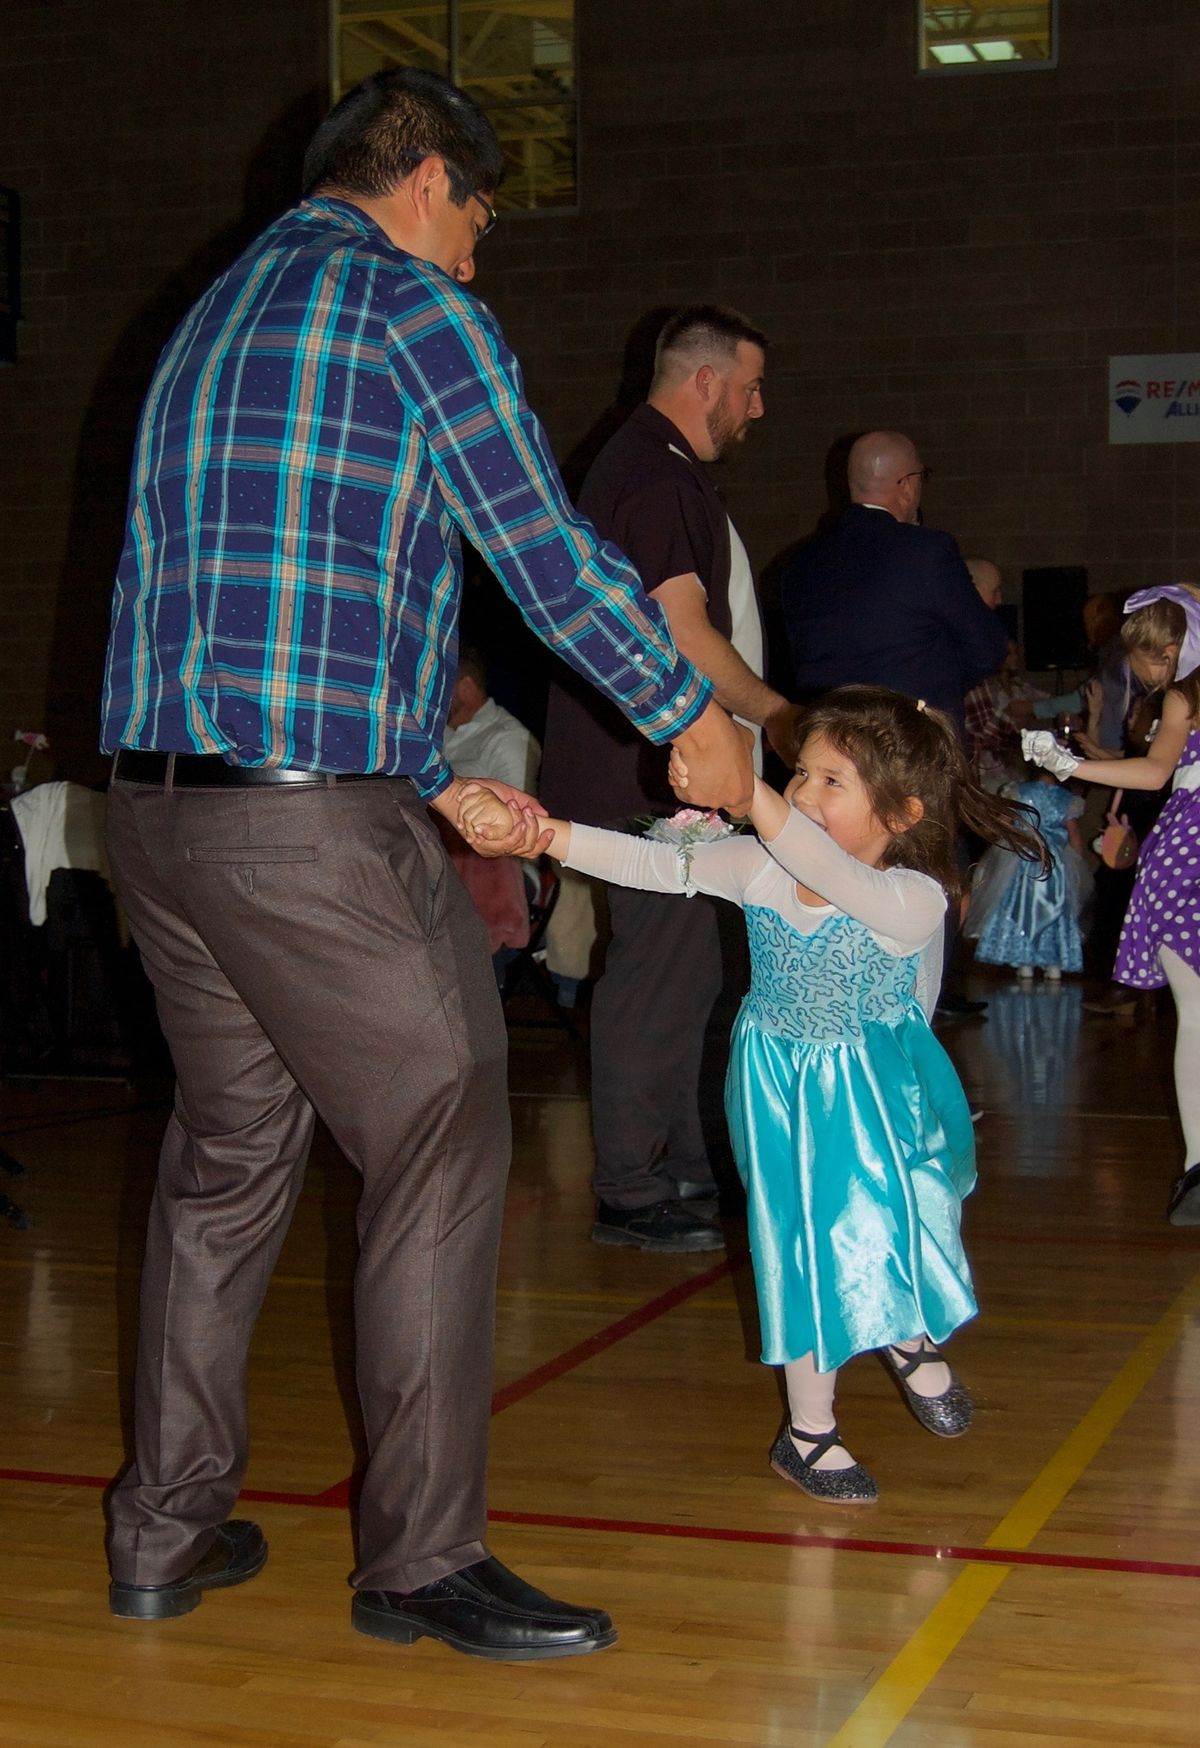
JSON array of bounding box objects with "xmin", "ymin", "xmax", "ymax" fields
[{"xmin": 100, "ymin": 197, "xmax": 710, "ymax": 796}]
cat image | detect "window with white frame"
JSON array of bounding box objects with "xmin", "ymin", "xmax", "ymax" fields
[
  {"xmin": 333, "ymin": 2, "xmax": 577, "ymax": 210},
  {"xmin": 918, "ymin": 1, "xmax": 1057, "ymax": 73}
]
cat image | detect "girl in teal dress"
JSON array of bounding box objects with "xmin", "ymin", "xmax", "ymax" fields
[{"xmin": 460, "ymin": 686, "xmax": 1046, "ymax": 1503}]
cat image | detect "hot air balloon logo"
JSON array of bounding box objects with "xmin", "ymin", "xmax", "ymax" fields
[{"xmin": 1114, "ymin": 378, "xmax": 1141, "ymax": 417}]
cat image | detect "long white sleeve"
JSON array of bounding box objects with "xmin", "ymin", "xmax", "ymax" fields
[
  {"xmin": 761, "ymin": 810, "xmax": 946, "ymax": 948},
  {"xmin": 564, "ymin": 824, "xmax": 764, "ymax": 906}
]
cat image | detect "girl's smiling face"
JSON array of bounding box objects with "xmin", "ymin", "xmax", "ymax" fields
[{"xmin": 784, "ymin": 731, "xmax": 897, "ymax": 867}]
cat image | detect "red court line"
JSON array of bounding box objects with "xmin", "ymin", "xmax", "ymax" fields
[
  {"xmin": 1, "ymin": 1262, "xmax": 742, "ymax": 1514},
  {"xmin": 5, "ymin": 1468, "xmax": 1196, "ymax": 1582},
  {"xmin": 307, "ymin": 1254, "xmax": 738, "ymax": 1506},
  {"xmin": 487, "ymin": 1508, "xmax": 1200, "ymax": 1581},
  {"xmin": 490, "ymin": 1254, "xmax": 736, "ymax": 1415}
]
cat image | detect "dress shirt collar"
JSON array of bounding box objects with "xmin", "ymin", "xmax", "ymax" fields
[
  {"xmin": 300, "ymin": 195, "xmax": 396, "ymax": 248},
  {"xmin": 630, "ymin": 402, "xmax": 702, "ymax": 467}
]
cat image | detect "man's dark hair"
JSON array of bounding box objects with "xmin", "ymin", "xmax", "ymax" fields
[
  {"xmin": 302, "ymin": 67, "xmax": 504, "ymax": 206},
  {"xmin": 652, "ymin": 304, "xmax": 768, "ymax": 386},
  {"xmin": 455, "ymin": 645, "xmax": 489, "ymax": 692}
]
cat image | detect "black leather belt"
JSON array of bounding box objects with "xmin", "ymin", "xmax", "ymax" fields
[{"xmin": 112, "ymin": 749, "xmax": 397, "ymax": 788}]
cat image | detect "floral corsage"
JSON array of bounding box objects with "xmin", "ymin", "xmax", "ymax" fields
[{"xmin": 642, "ymin": 807, "xmax": 738, "ymax": 891}]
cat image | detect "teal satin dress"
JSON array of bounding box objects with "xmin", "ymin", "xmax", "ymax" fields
[{"xmin": 725, "ymin": 905, "xmax": 978, "ymax": 1374}]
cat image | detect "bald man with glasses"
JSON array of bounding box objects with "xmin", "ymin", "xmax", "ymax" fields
[{"xmin": 781, "ymin": 430, "xmax": 1006, "ymax": 731}]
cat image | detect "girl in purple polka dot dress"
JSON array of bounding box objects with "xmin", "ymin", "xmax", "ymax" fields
[{"xmin": 1024, "ymin": 584, "xmax": 1200, "ymax": 1225}]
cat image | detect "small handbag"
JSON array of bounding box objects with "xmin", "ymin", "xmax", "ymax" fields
[{"xmin": 1098, "ymin": 790, "xmax": 1138, "ymax": 871}]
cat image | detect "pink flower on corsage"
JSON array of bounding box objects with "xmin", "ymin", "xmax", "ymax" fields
[{"xmin": 643, "ymin": 807, "xmax": 735, "ymax": 887}]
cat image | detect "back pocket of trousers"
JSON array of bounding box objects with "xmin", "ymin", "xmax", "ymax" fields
[{"xmin": 187, "ymin": 847, "xmax": 317, "ymax": 864}]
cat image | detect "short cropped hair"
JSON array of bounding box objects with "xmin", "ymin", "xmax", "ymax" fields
[
  {"xmin": 302, "ymin": 67, "xmax": 504, "ymax": 206},
  {"xmin": 455, "ymin": 645, "xmax": 489, "ymax": 692},
  {"xmin": 652, "ymin": 304, "xmax": 768, "ymax": 388}
]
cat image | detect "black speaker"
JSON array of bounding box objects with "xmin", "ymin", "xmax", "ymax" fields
[{"xmin": 1022, "ymin": 566, "xmax": 1089, "ymax": 670}]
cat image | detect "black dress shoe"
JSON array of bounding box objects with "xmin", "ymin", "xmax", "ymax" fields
[
  {"xmin": 934, "ymin": 992, "xmax": 988, "ymax": 1020},
  {"xmin": 1167, "ymin": 1163, "xmax": 1200, "ymax": 1226},
  {"xmin": 673, "ymin": 1178, "xmax": 720, "ymax": 1204},
  {"xmin": 591, "ymin": 1198, "xmax": 724, "ymax": 1252},
  {"xmin": 352, "ymin": 1555, "xmax": 617, "ymax": 1661},
  {"xmin": 109, "ymin": 1520, "xmax": 267, "ymax": 1620}
]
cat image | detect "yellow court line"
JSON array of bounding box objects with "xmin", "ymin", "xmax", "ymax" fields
[{"xmin": 825, "ymin": 1267, "xmax": 1200, "ymax": 1748}]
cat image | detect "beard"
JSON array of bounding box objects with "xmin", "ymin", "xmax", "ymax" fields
[{"xmin": 705, "ymin": 388, "xmax": 748, "ymax": 460}]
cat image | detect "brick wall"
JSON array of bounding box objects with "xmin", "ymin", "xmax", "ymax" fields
[
  {"xmin": 478, "ymin": 0, "xmax": 1200, "ymax": 627},
  {"xmin": 2, "ymin": 0, "xmax": 1197, "ymax": 777},
  {"xmin": 0, "ymin": 0, "xmax": 326, "ymax": 780}
]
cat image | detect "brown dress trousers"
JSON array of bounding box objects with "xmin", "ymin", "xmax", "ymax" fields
[{"xmin": 104, "ymin": 772, "xmax": 509, "ymax": 1593}]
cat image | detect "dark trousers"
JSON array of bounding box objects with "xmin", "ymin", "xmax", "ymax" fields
[
  {"xmin": 588, "ymin": 883, "xmax": 724, "ymax": 1208},
  {"xmin": 104, "ymin": 776, "xmax": 508, "ymax": 1593}
]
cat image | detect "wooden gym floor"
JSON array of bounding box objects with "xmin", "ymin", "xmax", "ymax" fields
[{"xmin": 1, "ymin": 974, "xmax": 1197, "ymax": 1746}]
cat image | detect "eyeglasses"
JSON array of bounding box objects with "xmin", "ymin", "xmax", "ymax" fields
[
  {"xmin": 897, "ymin": 466, "xmax": 933, "ymax": 485},
  {"xmin": 397, "ymin": 150, "xmax": 497, "ymax": 241},
  {"xmin": 470, "ymin": 190, "xmax": 498, "ymax": 240}
]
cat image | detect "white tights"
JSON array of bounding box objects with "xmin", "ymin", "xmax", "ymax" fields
[
  {"xmin": 1161, "ymin": 946, "xmax": 1200, "ymax": 1166},
  {"xmin": 784, "ymin": 1336, "xmax": 951, "ymax": 1471}
]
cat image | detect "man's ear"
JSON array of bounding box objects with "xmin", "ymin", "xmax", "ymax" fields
[
  {"xmin": 695, "ymin": 363, "xmax": 717, "ymax": 402},
  {"xmin": 406, "ymin": 154, "xmax": 448, "ymax": 216}
]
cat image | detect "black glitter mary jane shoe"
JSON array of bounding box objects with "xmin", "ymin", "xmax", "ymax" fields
[
  {"xmin": 881, "ymin": 1340, "xmax": 973, "ymax": 1438},
  {"xmin": 768, "ymin": 1424, "xmax": 878, "ymax": 1504}
]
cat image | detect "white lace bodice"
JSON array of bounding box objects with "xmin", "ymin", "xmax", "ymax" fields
[{"xmin": 564, "ymin": 811, "xmax": 947, "ymax": 1023}]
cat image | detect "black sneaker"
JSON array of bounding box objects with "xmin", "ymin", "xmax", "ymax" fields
[{"xmin": 591, "ymin": 1198, "xmax": 724, "ymax": 1253}]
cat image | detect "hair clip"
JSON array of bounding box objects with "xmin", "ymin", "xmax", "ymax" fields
[{"xmin": 916, "ymin": 698, "xmax": 927, "ymax": 713}]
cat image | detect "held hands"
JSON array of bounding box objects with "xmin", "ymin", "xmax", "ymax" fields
[
  {"xmin": 443, "ymin": 778, "xmax": 553, "ymax": 858},
  {"xmin": 670, "ymin": 700, "xmax": 755, "ymax": 813},
  {"xmin": 1020, "ymin": 728, "xmax": 1080, "ymax": 781}
]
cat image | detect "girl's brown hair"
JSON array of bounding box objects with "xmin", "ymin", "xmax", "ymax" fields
[
  {"xmin": 1121, "ymin": 588, "xmax": 1200, "ymax": 734},
  {"xmin": 793, "ymin": 685, "xmax": 1050, "ymax": 898}
]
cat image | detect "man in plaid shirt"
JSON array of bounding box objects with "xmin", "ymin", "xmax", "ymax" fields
[{"xmin": 102, "ymin": 67, "xmax": 751, "ymax": 1658}]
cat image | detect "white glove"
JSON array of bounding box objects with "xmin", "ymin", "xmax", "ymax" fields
[{"xmin": 1021, "ymin": 728, "xmax": 1080, "ymax": 781}]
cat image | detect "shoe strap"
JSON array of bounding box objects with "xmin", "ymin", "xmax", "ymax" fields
[
  {"xmin": 787, "ymin": 1424, "xmax": 844, "ymax": 1468},
  {"xmin": 888, "ymin": 1340, "xmax": 943, "ymax": 1379}
]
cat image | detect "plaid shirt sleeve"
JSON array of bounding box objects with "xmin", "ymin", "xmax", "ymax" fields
[
  {"xmin": 963, "ymin": 676, "xmax": 1009, "ymax": 774},
  {"xmin": 99, "ymin": 206, "xmax": 712, "ymax": 793},
  {"xmin": 386, "ymin": 269, "xmax": 712, "ymax": 748}
]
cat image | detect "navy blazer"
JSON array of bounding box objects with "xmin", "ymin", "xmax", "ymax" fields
[{"xmin": 781, "ymin": 505, "xmax": 1008, "ymax": 727}]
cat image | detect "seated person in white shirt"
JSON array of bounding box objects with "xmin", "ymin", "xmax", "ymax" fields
[{"xmin": 443, "ymin": 647, "xmax": 540, "ymax": 795}]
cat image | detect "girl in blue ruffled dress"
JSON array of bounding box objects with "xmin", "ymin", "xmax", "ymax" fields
[
  {"xmin": 966, "ymin": 768, "xmax": 1090, "ymax": 980},
  {"xmin": 462, "ymin": 686, "xmax": 1046, "ymax": 1503}
]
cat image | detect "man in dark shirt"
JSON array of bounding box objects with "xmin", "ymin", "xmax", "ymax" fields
[
  {"xmin": 781, "ymin": 430, "xmax": 1007, "ymax": 730},
  {"xmin": 542, "ymin": 306, "xmax": 795, "ymax": 1252}
]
